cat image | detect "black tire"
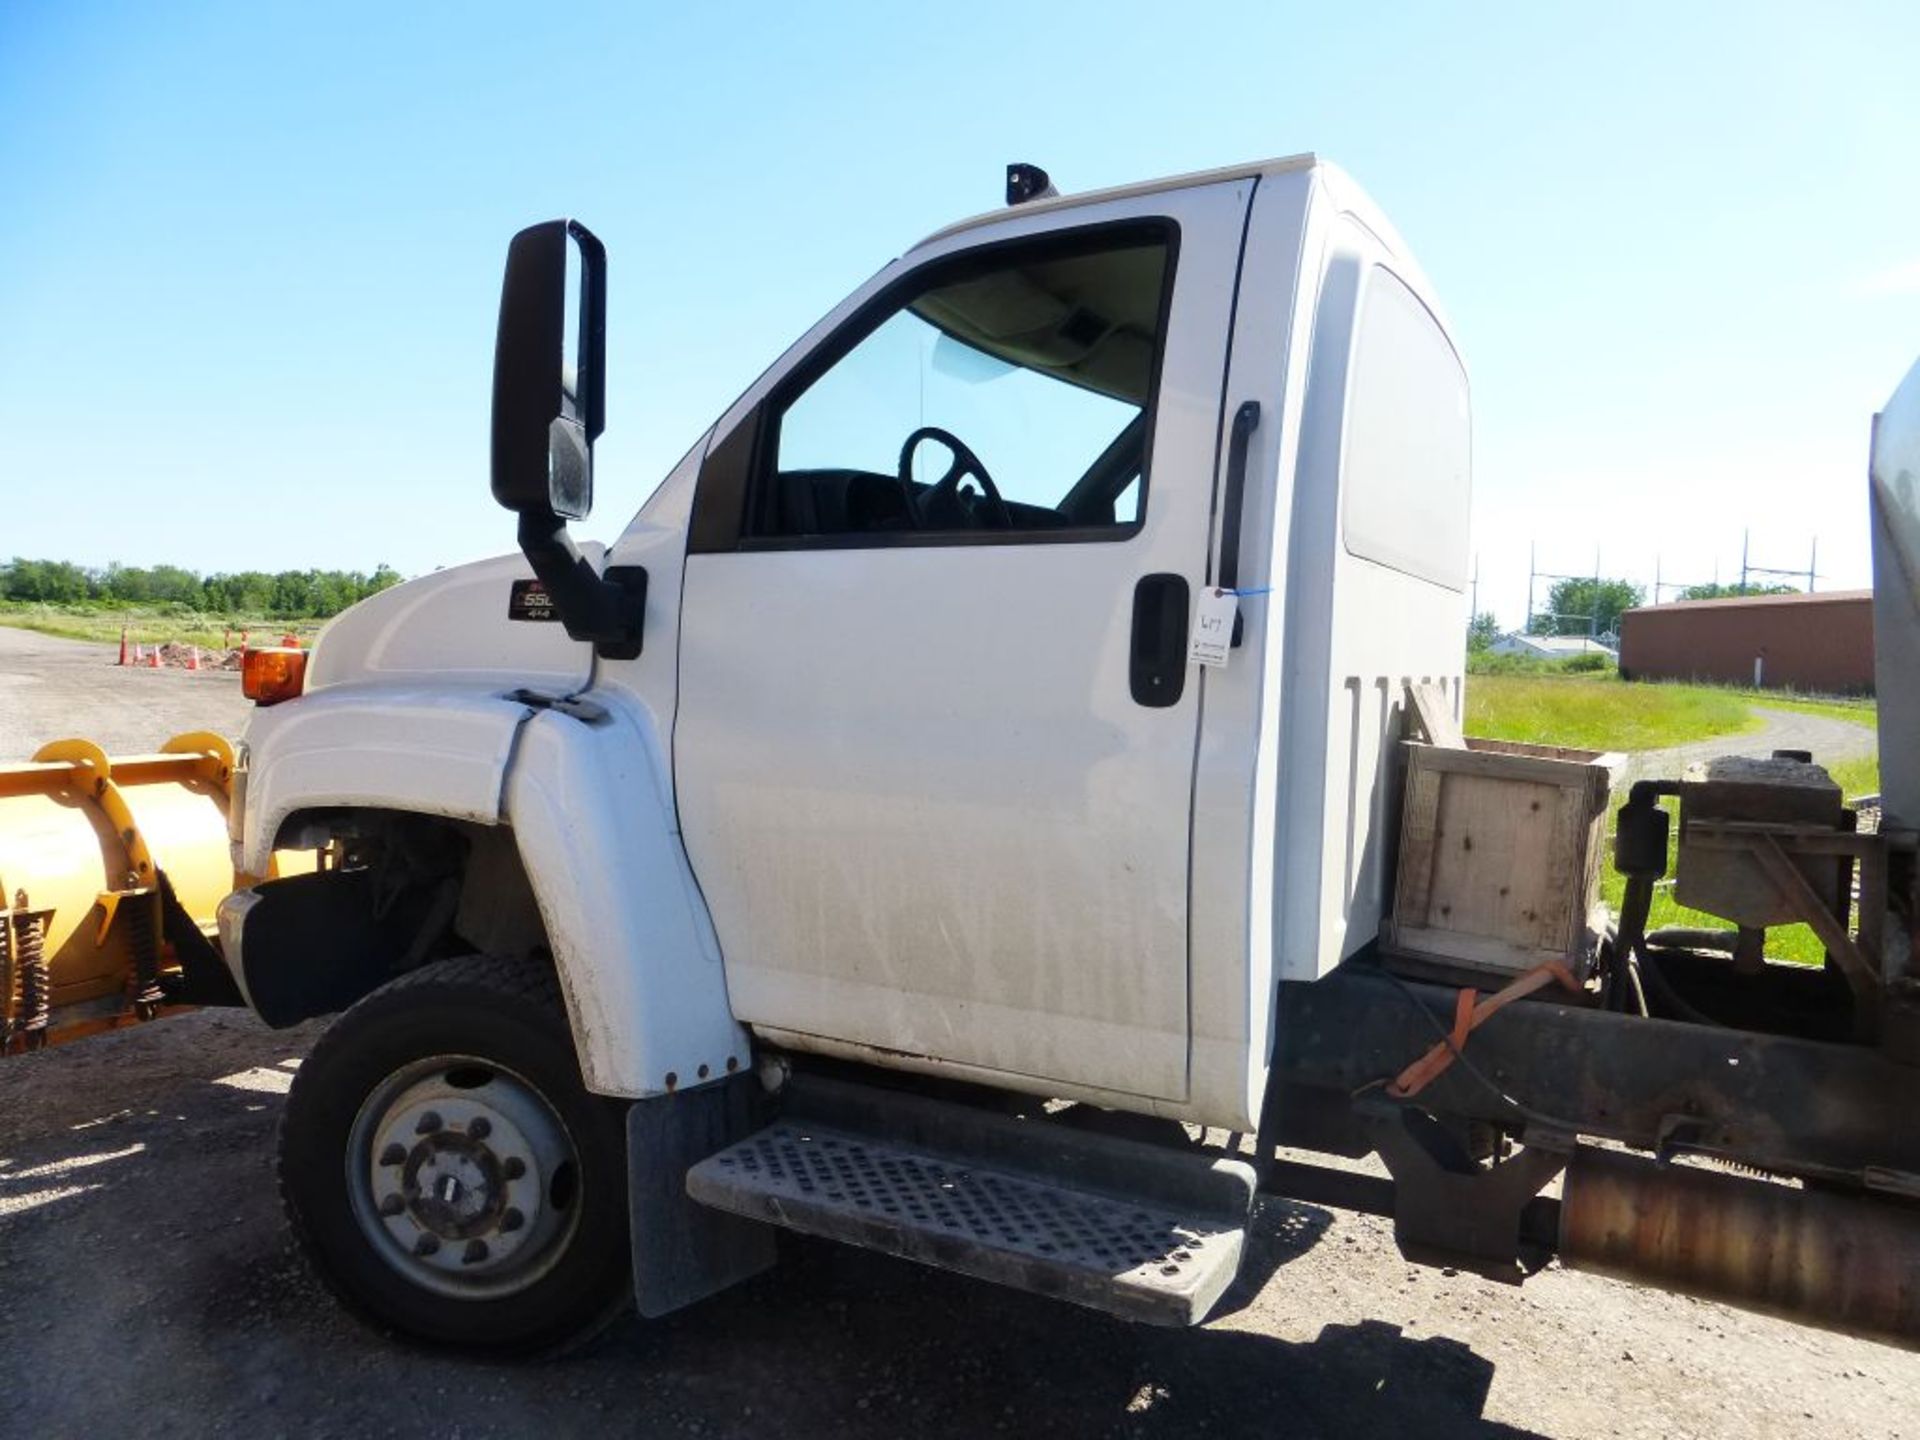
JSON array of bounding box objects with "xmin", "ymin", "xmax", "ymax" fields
[{"xmin": 279, "ymin": 954, "xmax": 632, "ymax": 1357}]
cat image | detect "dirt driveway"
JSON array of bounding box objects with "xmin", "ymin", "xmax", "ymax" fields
[{"xmin": 2, "ymin": 630, "xmax": 1916, "ymax": 1438}]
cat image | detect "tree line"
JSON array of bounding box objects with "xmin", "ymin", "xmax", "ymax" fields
[
  {"xmin": 1468, "ymin": 577, "xmax": 1800, "ymax": 651},
  {"xmin": 0, "ymin": 558, "xmax": 404, "ymax": 618},
  {"xmin": 1526, "ymin": 578, "xmax": 1797, "ymax": 640}
]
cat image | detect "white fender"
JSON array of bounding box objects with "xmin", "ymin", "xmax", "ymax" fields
[
  {"xmin": 503, "ymin": 693, "xmax": 747, "ymax": 1098},
  {"xmin": 240, "ymin": 681, "xmax": 744, "ymax": 1099},
  {"xmin": 238, "ymin": 684, "xmax": 531, "ymax": 876}
]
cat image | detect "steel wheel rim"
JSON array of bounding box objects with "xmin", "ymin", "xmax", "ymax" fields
[{"xmin": 345, "ymin": 1054, "xmax": 582, "ymax": 1300}]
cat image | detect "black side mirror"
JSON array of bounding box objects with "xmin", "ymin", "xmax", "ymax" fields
[
  {"xmin": 490, "ymin": 219, "xmax": 644, "ymax": 659},
  {"xmin": 492, "ymin": 219, "xmax": 605, "ymax": 519}
]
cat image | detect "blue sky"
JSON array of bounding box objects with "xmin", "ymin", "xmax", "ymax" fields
[{"xmin": 3, "ymin": 2, "xmax": 1917, "ymax": 625}]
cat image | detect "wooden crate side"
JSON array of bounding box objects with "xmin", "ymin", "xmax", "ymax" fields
[
  {"xmin": 1425, "ymin": 770, "xmax": 1564, "ymax": 951},
  {"xmin": 1390, "ymin": 740, "xmax": 1616, "ymax": 970},
  {"xmin": 1382, "ymin": 923, "xmax": 1579, "ymax": 975},
  {"xmin": 1578, "ymin": 767, "xmax": 1614, "ymax": 929},
  {"xmin": 1464, "ymin": 737, "xmax": 1626, "ymax": 775},
  {"xmin": 1465, "ymin": 737, "xmax": 1601, "ymax": 763},
  {"xmin": 1383, "ymin": 917, "xmax": 1605, "ymax": 981},
  {"xmin": 1410, "ymin": 743, "xmax": 1613, "ymax": 790},
  {"xmin": 1394, "ymin": 763, "xmax": 1446, "ymax": 924},
  {"xmin": 1540, "ymin": 780, "xmax": 1594, "ymax": 953}
]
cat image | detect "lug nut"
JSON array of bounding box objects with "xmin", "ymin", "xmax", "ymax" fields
[
  {"xmin": 500, "ymin": 1208, "xmax": 525, "ymax": 1233},
  {"xmin": 413, "ymin": 1234, "xmax": 441, "ymax": 1257},
  {"xmin": 378, "ymin": 1194, "xmax": 405, "ymax": 1218},
  {"xmin": 415, "ymin": 1111, "xmax": 443, "ymax": 1135},
  {"xmin": 467, "ymin": 1116, "xmax": 492, "ymax": 1140},
  {"xmin": 379, "ymin": 1143, "xmax": 407, "ymax": 1167},
  {"xmin": 462, "ymin": 1239, "xmax": 489, "ymax": 1265},
  {"xmin": 501, "ymin": 1157, "xmax": 526, "ymax": 1181}
]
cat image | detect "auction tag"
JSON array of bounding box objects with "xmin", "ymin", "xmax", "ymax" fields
[{"xmin": 1187, "ymin": 587, "xmax": 1238, "ymax": 668}]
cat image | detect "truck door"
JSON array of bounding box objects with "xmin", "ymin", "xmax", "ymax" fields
[{"xmin": 673, "ymin": 181, "xmax": 1251, "ymax": 1101}]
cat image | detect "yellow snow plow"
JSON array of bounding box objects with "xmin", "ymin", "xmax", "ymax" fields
[{"xmin": 0, "ymin": 732, "xmax": 310, "ymax": 1053}]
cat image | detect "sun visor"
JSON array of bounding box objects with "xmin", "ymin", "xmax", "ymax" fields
[{"xmin": 908, "ymin": 244, "xmax": 1166, "ymax": 404}]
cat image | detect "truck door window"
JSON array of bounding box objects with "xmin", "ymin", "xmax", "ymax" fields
[{"xmin": 745, "ymin": 226, "xmax": 1173, "ymax": 545}]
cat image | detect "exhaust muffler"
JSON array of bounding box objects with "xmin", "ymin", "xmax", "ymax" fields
[{"xmin": 1560, "ymin": 1145, "xmax": 1920, "ymax": 1348}]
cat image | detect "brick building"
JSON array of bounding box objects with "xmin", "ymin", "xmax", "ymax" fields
[{"xmin": 1618, "ymin": 590, "xmax": 1875, "ymax": 693}]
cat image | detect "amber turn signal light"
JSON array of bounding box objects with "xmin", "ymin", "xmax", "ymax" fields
[{"xmin": 242, "ymin": 646, "xmax": 307, "ymax": 706}]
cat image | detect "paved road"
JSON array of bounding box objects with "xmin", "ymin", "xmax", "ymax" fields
[{"xmin": 0, "ymin": 625, "xmax": 251, "ymax": 760}]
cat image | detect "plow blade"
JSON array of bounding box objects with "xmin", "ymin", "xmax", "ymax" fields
[{"xmin": 0, "ymin": 733, "xmax": 308, "ymax": 1053}]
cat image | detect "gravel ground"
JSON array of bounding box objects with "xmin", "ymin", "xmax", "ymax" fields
[
  {"xmin": 0, "ymin": 625, "xmax": 251, "ymax": 760},
  {"xmin": 2, "ymin": 626, "xmax": 1916, "ymax": 1438},
  {"xmin": 1618, "ymin": 705, "xmax": 1877, "ymax": 786}
]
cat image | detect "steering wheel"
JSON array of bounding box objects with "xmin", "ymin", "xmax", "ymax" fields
[{"xmin": 897, "ymin": 426, "xmax": 1013, "ymax": 530}]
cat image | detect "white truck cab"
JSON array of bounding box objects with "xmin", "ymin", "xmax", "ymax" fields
[
  {"xmin": 220, "ymin": 157, "xmax": 1920, "ymax": 1361},
  {"xmin": 225, "ymin": 156, "xmax": 1472, "ymax": 1352}
]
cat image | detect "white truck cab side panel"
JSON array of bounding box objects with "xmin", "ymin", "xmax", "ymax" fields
[
  {"xmin": 1183, "ymin": 167, "xmax": 1324, "ymax": 1128},
  {"xmin": 1185, "ymin": 164, "xmax": 1470, "ymax": 1128},
  {"xmin": 1272, "ymin": 209, "xmax": 1469, "ymax": 987}
]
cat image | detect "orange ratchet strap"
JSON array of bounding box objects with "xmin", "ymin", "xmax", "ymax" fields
[{"xmin": 1387, "ymin": 961, "xmax": 1582, "ymax": 1099}]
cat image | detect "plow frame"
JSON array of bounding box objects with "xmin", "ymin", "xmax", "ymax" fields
[{"xmin": 0, "ymin": 731, "xmax": 241, "ymax": 1053}]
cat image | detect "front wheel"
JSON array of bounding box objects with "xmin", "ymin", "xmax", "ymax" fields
[{"xmin": 278, "ymin": 955, "xmax": 632, "ymax": 1356}]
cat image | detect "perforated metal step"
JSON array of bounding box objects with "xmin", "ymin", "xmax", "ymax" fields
[{"xmin": 686, "ymin": 1080, "xmax": 1255, "ymax": 1326}]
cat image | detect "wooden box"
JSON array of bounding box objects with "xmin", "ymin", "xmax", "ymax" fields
[{"xmin": 1383, "ymin": 738, "xmax": 1624, "ymax": 979}]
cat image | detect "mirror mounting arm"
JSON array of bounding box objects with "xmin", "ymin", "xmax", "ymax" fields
[{"xmin": 516, "ymin": 511, "xmax": 647, "ymax": 661}]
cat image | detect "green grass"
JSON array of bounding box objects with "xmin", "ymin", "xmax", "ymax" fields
[
  {"xmin": 1824, "ymin": 753, "xmax": 1883, "ymax": 800},
  {"xmin": 0, "ymin": 602, "xmax": 323, "ymax": 651},
  {"xmin": 1465, "ymin": 674, "xmax": 1762, "ymax": 753}
]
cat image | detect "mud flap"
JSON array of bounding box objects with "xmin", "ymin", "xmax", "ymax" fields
[
  {"xmin": 231, "ymin": 870, "xmax": 405, "ymax": 1026},
  {"xmin": 627, "ymin": 1073, "xmax": 778, "ymax": 1318}
]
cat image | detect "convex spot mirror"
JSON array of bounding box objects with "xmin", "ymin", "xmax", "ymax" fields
[{"xmin": 491, "ymin": 219, "xmax": 605, "ymax": 521}]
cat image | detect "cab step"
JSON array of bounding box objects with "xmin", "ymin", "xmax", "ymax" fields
[{"xmin": 685, "ymin": 1075, "xmax": 1257, "ymax": 1326}]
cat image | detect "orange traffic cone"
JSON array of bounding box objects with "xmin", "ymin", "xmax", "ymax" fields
[
  {"xmin": 187, "ymin": 646, "xmax": 201, "ymax": 671},
  {"xmin": 118, "ymin": 627, "xmax": 130, "ymax": 666},
  {"xmin": 147, "ymin": 645, "xmax": 161, "ymax": 669}
]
